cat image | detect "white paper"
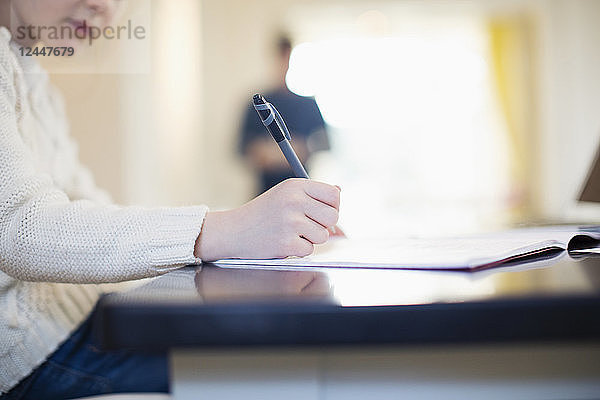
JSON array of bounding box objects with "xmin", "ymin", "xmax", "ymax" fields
[{"xmin": 212, "ymin": 226, "xmax": 600, "ymax": 270}]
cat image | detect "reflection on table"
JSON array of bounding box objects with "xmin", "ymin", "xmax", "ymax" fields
[{"xmin": 115, "ymin": 253, "xmax": 599, "ymax": 307}]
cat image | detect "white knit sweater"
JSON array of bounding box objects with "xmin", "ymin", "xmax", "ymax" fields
[{"xmin": 0, "ymin": 27, "xmax": 208, "ymax": 393}]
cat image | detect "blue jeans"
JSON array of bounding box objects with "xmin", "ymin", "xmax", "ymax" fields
[{"xmin": 2, "ymin": 309, "xmax": 169, "ymax": 400}]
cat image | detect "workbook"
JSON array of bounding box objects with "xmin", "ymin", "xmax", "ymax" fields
[{"xmin": 212, "ymin": 226, "xmax": 600, "ymax": 271}]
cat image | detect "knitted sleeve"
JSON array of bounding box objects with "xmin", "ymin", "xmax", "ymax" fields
[{"xmin": 0, "ymin": 58, "xmax": 208, "ymax": 284}]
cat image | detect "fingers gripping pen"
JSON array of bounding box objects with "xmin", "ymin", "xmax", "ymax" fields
[
  {"xmin": 253, "ymin": 94, "xmax": 310, "ymax": 179},
  {"xmin": 253, "ymin": 94, "xmax": 342, "ymax": 237}
]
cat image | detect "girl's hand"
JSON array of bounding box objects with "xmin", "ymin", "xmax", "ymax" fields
[{"xmin": 195, "ymin": 179, "xmax": 340, "ymax": 261}]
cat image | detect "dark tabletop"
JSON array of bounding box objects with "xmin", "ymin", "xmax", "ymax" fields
[{"xmin": 96, "ymin": 253, "xmax": 600, "ymax": 351}]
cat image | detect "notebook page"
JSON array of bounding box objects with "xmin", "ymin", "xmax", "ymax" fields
[{"xmin": 213, "ymin": 235, "xmax": 567, "ymax": 270}]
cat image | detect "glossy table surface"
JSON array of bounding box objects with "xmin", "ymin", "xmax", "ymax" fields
[{"xmin": 96, "ymin": 252, "xmax": 600, "ymax": 351}]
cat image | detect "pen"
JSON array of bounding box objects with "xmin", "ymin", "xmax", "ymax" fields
[
  {"xmin": 253, "ymin": 93, "xmax": 340, "ymax": 236},
  {"xmin": 252, "ymin": 94, "xmax": 309, "ymax": 179}
]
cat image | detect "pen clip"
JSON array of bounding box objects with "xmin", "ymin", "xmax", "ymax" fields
[
  {"xmin": 254, "ymin": 102, "xmax": 291, "ymax": 141},
  {"xmin": 254, "ymin": 102, "xmax": 275, "ymax": 125},
  {"xmin": 270, "ymin": 103, "xmax": 292, "ymax": 141}
]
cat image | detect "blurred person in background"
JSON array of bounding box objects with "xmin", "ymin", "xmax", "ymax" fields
[{"xmin": 239, "ymin": 35, "xmax": 330, "ymax": 194}]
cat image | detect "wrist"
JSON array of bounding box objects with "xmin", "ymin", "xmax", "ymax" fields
[{"xmin": 194, "ymin": 210, "xmax": 238, "ymax": 261}]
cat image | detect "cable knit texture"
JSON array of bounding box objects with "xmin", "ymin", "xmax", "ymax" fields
[{"xmin": 0, "ymin": 27, "xmax": 208, "ymax": 393}]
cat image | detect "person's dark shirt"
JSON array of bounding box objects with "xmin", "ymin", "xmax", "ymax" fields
[{"xmin": 240, "ymin": 88, "xmax": 328, "ymax": 193}]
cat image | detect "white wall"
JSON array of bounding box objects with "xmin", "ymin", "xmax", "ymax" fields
[{"xmin": 535, "ymin": 0, "xmax": 600, "ymax": 220}]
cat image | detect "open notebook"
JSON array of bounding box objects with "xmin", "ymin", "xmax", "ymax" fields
[{"xmin": 212, "ymin": 226, "xmax": 600, "ymax": 272}]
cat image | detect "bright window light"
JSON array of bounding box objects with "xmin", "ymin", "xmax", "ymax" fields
[{"xmin": 287, "ymin": 17, "xmax": 510, "ymax": 239}]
